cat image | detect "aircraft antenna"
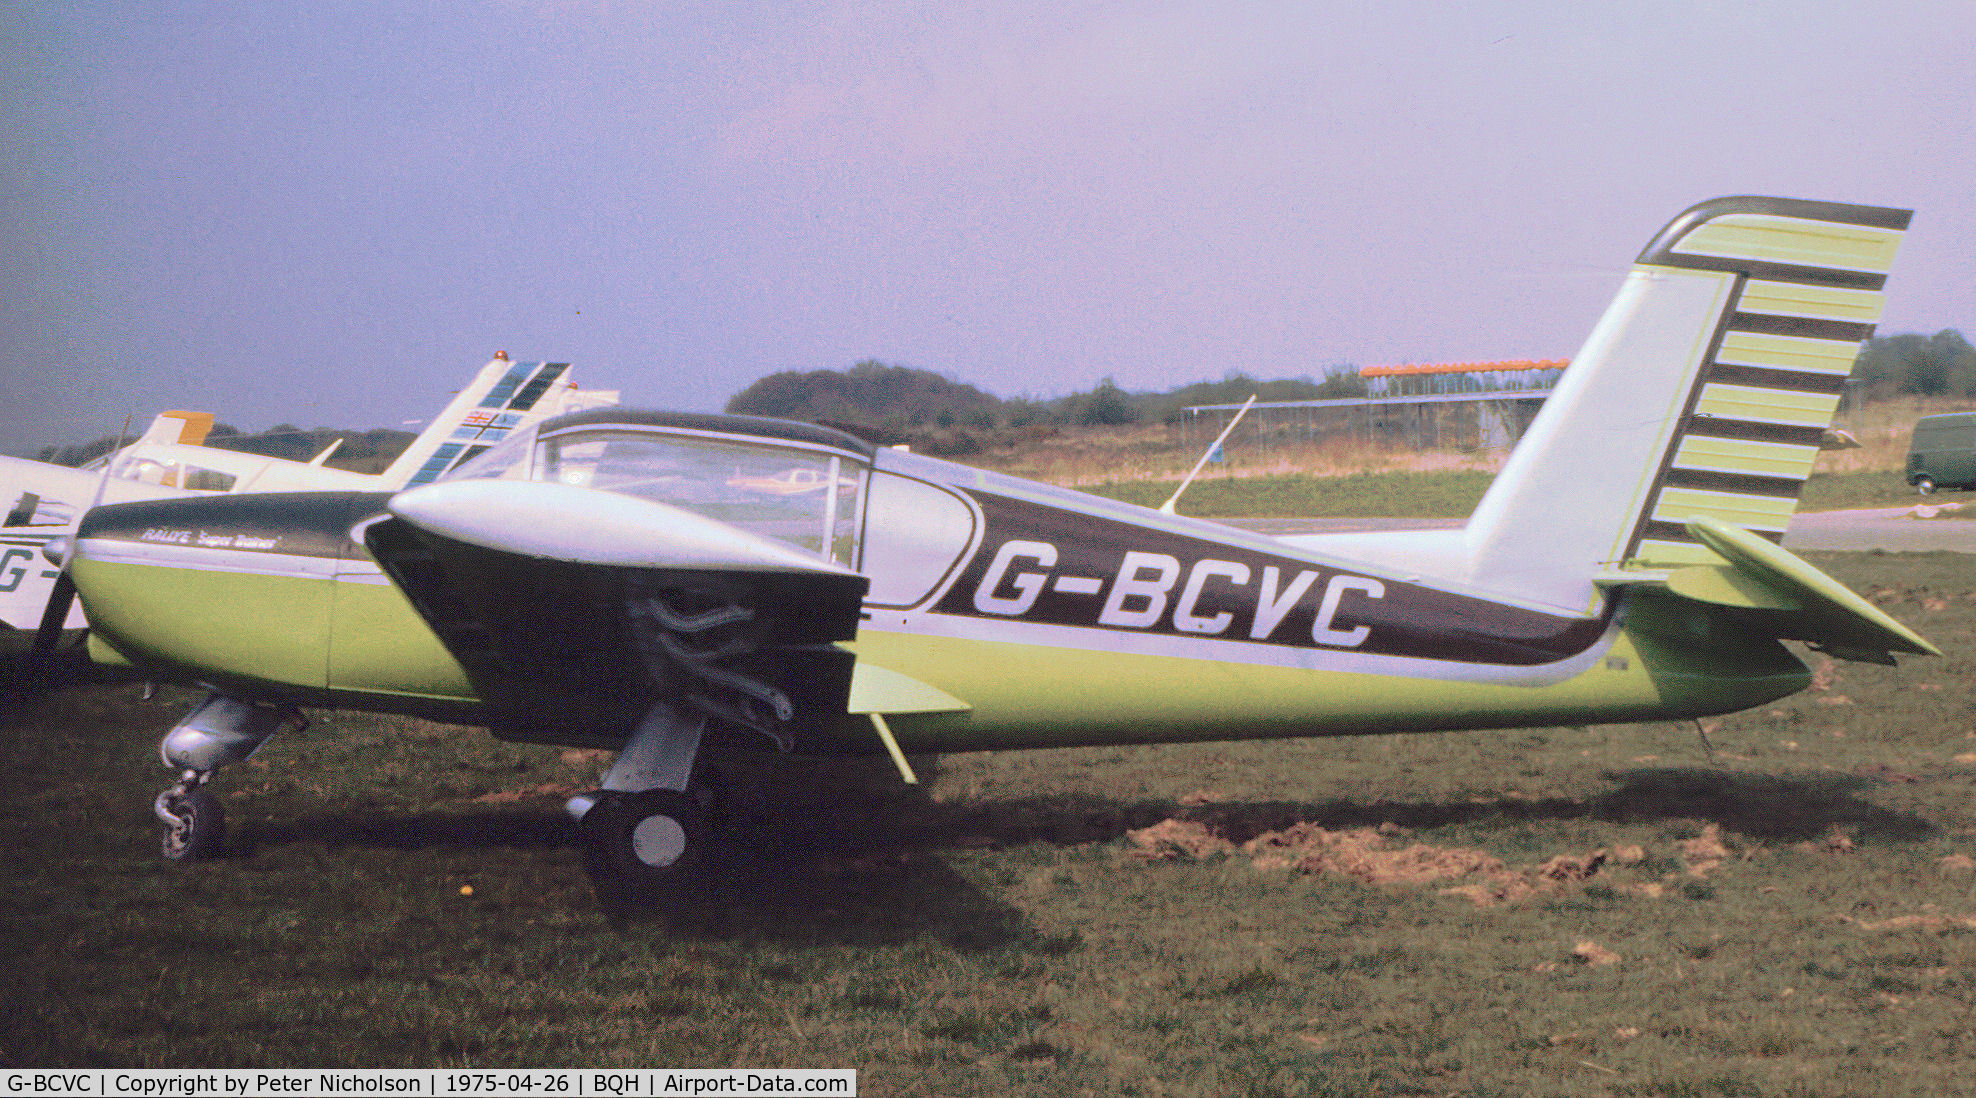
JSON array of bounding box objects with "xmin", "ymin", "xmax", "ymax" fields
[{"xmin": 1160, "ymin": 394, "xmax": 1256, "ymax": 515}]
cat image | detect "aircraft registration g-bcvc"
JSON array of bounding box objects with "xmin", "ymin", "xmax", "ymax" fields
[{"xmin": 46, "ymin": 197, "xmax": 1937, "ymax": 894}]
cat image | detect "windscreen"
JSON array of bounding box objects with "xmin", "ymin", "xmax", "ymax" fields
[
  {"xmin": 536, "ymin": 428, "xmax": 866, "ymax": 564},
  {"xmin": 443, "ymin": 428, "xmax": 537, "ymax": 482},
  {"xmin": 109, "ymin": 454, "xmax": 236, "ymax": 492}
]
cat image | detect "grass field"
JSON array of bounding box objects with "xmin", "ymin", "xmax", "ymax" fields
[
  {"xmin": 1081, "ymin": 467, "xmax": 1933, "ymax": 520},
  {"xmin": 2, "ymin": 551, "xmax": 1971, "ymax": 1095},
  {"xmin": 974, "ymin": 395, "xmax": 1967, "ymax": 491},
  {"xmin": 979, "ymin": 394, "xmax": 1962, "ymax": 520}
]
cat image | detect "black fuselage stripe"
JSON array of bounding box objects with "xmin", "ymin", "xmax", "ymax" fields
[
  {"xmin": 936, "ymin": 491, "xmax": 1613, "ymax": 666},
  {"xmin": 77, "ymin": 491, "xmax": 395, "ymax": 560}
]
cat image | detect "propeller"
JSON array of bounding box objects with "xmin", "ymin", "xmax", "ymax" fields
[
  {"xmin": 33, "ymin": 417, "xmax": 130, "ymax": 656},
  {"xmin": 32, "ymin": 571, "xmax": 77, "ymax": 654}
]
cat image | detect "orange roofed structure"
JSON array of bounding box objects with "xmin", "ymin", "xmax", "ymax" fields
[{"xmin": 1359, "ymin": 358, "xmax": 1568, "ymax": 378}]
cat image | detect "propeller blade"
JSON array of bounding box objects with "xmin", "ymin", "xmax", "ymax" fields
[
  {"xmin": 85, "ymin": 416, "xmax": 131, "ymax": 513},
  {"xmin": 34, "ymin": 570, "xmax": 77, "ymax": 654},
  {"xmin": 4, "ymin": 491, "xmax": 39, "ymax": 527},
  {"xmin": 33, "ymin": 413, "xmax": 131, "ymax": 655}
]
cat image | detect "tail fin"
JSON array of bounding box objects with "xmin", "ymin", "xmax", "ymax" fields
[
  {"xmin": 136, "ymin": 411, "xmax": 216, "ymax": 447},
  {"xmin": 1461, "ymin": 197, "xmax": 1909, "ymax": 614},
  {"xmin": 381, "ymin": 358, "xmax": 616, "ymax": 488}
]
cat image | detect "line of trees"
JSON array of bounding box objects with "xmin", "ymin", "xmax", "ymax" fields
[
  {"xmin": 1853, "ymin": 330, "xmax": 1976, "ymax": 398},
  {"xmin": 728, "ymin": 330, "xmax": 1975, "ymax": 452},
  {"xmin": 34, "ymin": 330, "xmax": 1970, "ymax": 467},
  {"xmin": 36, "ymin": 423, "xmax": 414, "ymax": 474},
  {"xmin": 725, "ymin": 360, "xmax": 1367, "ymax": 454}
]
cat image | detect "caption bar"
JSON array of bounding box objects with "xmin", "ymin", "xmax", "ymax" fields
[{"xmin": 2, "ymin": 1071, "xmax": 856, "ymax": 1097}]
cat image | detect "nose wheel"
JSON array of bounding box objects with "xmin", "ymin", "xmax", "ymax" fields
[{"xmin": 155, "ymin": 775, "xmax": 226, "ymax": 861}]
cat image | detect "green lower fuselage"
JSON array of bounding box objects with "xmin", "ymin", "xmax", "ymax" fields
[{"xmin": 71, "ymin": 489, "xmax": 1809, "ymax": 756}]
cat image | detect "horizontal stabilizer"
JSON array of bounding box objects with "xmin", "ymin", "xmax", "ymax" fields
[{"xmin": 1599, "ymin": 516, "xmax": 1937, "ymax": 664}]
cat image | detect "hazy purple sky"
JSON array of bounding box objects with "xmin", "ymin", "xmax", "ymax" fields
[{"xmin": 4, "ymin": 2, "xmax": 1972, "ymax": 456}]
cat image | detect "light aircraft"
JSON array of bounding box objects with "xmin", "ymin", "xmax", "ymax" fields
[
  {"xmin": 42, "ymin": 197, "xmax": 1936, "ymax": 895},
  {"xmin": 2, "ymin": 356, "xmax": 614, "ymax": 639}
]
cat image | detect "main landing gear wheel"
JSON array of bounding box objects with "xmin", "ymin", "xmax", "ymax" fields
[
  {"xmin": 157, "ymin": 784, "xmax": 225, "ymax": 861},
  {"xmin": 579, "ymin": 789, "xmax": 707, "ymax": 895},
  {"xmin": 1917, "ymin": 477, "xmax": 1937, "ymax": 495}
]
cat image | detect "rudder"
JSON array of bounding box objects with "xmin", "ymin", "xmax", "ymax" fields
[
  {"xmin": 1459, "ymin": 197, "xmax": 1908, "ymax": 615},
  {"xmin": 1621, "ymin": 198, "xmax": 1908, "ymax": 565},
  {"xmin": 381, "ymin": 357, "xmax": 614, "ymax": 487}
]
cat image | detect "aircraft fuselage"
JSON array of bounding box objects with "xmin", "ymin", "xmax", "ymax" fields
[{"xmin": 69, "ymin": 454, "xmax": 1810, "ymax": 756}]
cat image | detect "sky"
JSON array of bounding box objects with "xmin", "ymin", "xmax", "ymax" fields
[{"xmin": 3, "ymin": 1, "xmax": 1973, "ymax": 456}]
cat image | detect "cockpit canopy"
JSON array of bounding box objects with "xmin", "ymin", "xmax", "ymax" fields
[{"xmin": 445, "ymin": 411, "xmax": 876, "ymax": 566}]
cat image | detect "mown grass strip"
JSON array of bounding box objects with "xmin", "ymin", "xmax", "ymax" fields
[
  {"xmin": 1084, "ymin": 469, "xmax": 1496, "ymax": 518},
  {"xmin": 1085, "ymin": 468, "xmax": 1925, "ymax": 519}
]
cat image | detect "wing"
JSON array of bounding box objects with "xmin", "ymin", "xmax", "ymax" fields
[{"xmin": 364, "ymin": 479, "xmax": 869, "ymax": 749}]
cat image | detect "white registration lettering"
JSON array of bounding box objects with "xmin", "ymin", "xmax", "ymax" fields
[
  {"xmin": 1098, "ymin": 552, "xmax": 1181, "ymax": 628},
  {"xmin": 1313, "ymin": 575, "xmax": 1385, "ymax": 647},
  {"xmin": 1251, "ymin": 566, "xmax": 1318, "ymax": 640},
  {"xmin": 1173, "ymin": 559, "xmax": 1249, "ymax": 634},
  {"xmin": 973, "ymin": 540, "xmax": 1057, "ymax": 616}
]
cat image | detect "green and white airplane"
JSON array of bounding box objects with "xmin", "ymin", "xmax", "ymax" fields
[{"xmin": 43, "ymin": 196, "xmax": 1936, "ymax": 894}]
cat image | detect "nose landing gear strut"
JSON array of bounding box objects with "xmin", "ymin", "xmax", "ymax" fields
[
  {"xmin": 154, "ymin": 692, "xmax": 304, "ymax": 860},
  {"xmin": 567, "ymin": 700, "xmax": 717, "ymax": 898}
]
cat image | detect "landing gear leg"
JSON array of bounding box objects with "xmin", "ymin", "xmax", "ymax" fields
[
  {"xmin": 571, "ymin": 702, "xmax": 715, "ymax": 895},
  {"xmin": 153, "ymin": 692, "xmax": 302, "ymax": 861}
]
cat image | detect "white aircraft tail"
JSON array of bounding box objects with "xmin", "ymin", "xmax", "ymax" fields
[
  {"xmin": 135, "ymin": 411, "xmax": 216, "ymax": 447},
  {"xmin": 1454, "ymin": 197, "xmax": 1909, "ymax": 614},
  {"xmin": 380, "ymin": 357, "xmax": 616, "ymax": 488}
]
